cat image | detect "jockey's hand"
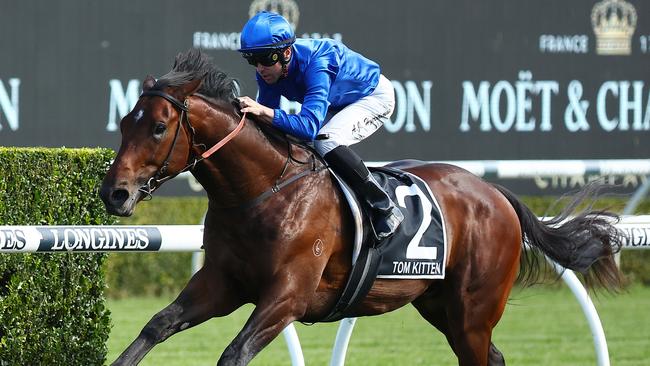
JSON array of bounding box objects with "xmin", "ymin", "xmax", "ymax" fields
[{"xmin": 237, "ymin": 96, "xmax": 274, "ymax": 124}]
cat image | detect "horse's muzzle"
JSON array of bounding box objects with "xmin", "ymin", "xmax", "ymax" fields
[{"xmin": 99, "ymin": 184, "xmax": 138, "ymax": 217}]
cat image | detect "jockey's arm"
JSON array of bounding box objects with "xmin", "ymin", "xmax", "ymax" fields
[
  {"xmin": 238, "ymin": 96, "xmax": 274, "ymax": 124},
  {"xmin": 237, "ymin": 79, "xmax": 281, "ymax": 123},
  {"xmin": 271, "ymin": 67, "xmax": 335, "ymax": 141}
]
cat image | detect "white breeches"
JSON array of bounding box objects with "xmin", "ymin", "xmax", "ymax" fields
[{"xmin": 314, "ymin": 74, "xmax": 395, "ymax": 155}]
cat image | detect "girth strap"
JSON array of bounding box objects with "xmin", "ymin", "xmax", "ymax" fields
[{"xmin": 320, "ymin": 245, "xmax": 382, "ymax": 322}]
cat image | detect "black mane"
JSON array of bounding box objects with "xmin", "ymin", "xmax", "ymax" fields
[{"xmin": 154, "ymin": 48, "xmax": 239, "ymax": 102}]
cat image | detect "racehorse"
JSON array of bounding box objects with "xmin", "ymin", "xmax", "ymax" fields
[{"xmin": 100, "ymin": 49, "xmax": 622, "ymax": 366}]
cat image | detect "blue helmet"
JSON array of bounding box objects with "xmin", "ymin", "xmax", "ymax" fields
[{"xmin": 239, "ymin": 11, "xmax": 295, "ymax": 54}]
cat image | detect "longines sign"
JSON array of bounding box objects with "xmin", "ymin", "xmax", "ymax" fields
[
  {"xmin": 0, "ymin": 226, "xmax": 162, "ymax": 252},
  {"xmin": 1, "ymin": 0, "xmax": 648, "ymax": 195}
]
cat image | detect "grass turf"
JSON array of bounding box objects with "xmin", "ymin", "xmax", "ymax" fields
[{"xmin": 106, "ymin": 285, "xmax": 650, "ymax": 365}]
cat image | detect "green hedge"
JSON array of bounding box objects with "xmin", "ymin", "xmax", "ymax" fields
[{"xmin": 0, "ymin": 147, "xmax": 115, "ymax": 365}]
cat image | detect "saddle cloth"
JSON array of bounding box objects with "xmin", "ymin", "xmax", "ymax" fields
[{"xmin": 333, "ymin": 166, "xmax": 448, "ymax": 280}]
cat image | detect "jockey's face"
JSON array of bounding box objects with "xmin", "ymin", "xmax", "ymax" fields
[{"xmin": 253, "ymin": 47, "xmax": 291, "ymax": 85}]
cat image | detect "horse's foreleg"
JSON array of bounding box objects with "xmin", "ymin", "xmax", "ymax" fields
[
  {"xmin": 112, "ymin": 264, "xmax": 241, "ymax": 366},
  {"xmin": 216, "ymin": 274, "xmax": 310, "ymax": 366}
]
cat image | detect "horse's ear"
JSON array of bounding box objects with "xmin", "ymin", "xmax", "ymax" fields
[
  {"xmin": 179, "ymin": 78, "xmax": 203, "ymax": 97},
  {"xmin": 142, "ymin": 75, "xmax": 156, "ymax": 91}
]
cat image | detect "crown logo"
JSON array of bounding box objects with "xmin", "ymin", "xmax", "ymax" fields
[
  {"xmin": 591, "ymin": 0, "xmax": 637, "ymax": 55},
  {"xmin": 249, "ymin": 0, "xmax": 300, "ymax": 31}
]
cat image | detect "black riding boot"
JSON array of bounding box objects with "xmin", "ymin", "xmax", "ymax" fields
[{"xmin": 324, "ymin": 146, "xmax": 404, "ymax": 240}]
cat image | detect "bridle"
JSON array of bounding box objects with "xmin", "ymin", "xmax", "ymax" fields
[
  {"xmin": 137, "ymin": 90, "xmax": 246, "ymax": 199},
  {"xmin": 136, "ymin": 90, "xmax": 325, "ymax": 207}
]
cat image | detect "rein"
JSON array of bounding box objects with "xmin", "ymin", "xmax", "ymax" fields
[{"xmin": 137, "ymin": 90, "xmax": 325, "ymax": 207}]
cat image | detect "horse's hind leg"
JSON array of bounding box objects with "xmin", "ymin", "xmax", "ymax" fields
[
  {"xmin": 112, "ymin": 263, "xmax": 241, "ymax": 366},
  {"xmin": 413, "ymin": 279, "xmax": 511, "ymax": 366},
  {"xmin": 412, "ymin": 287, "xmax": 457, "ymax": 350}
]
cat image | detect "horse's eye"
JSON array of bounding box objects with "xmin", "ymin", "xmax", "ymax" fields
[{"xmin": 154, "ymin": 122, "xmax": 166, "ymax": 136}]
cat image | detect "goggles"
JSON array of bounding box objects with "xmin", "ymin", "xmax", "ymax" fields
[{"xmin": 242, "ymin": 51, "xmax": 282, "ymax": 67}]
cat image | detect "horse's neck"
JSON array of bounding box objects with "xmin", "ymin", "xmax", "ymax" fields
[{"xmin": 189, "ymin": 97, "xmax": 290, "ymax": 206}]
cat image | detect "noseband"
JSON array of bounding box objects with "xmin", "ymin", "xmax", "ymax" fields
[{"xmin": 137, "ymin": 90, "xmax": 246, "ymax": 198}]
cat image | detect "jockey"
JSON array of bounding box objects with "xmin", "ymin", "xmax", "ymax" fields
[{"xmin": 236, "ymin": 11, "xmax": 403, "ymax": 240}]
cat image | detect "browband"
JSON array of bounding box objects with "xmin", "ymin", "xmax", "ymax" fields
[{"xmin": 141, "ymin": 90, "xmax": 188, "ymax": 112}]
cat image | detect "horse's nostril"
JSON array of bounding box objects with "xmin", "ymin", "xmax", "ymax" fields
[{"xmin": 110, "ymin": 189, "xmax": 130, "ymax": 204}]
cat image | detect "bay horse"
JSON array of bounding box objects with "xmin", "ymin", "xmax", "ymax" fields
[{"xmin": 100, "ymin": 49, "xmax": 622, "ymax": 366}]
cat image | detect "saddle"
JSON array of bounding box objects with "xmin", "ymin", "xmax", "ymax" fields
[{"xmin": 321, "ymin": 165, "xmax": 447, "ymax": 322}]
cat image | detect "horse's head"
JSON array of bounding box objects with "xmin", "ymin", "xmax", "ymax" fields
[{"xmin": 100, "ymin": 75, "xmax": 202, "ymax": 216}]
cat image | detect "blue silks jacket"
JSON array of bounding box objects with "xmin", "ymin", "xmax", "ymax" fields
[{"xmin": 256, "ymin": 38, "xmax": 381, "ymax": 141}]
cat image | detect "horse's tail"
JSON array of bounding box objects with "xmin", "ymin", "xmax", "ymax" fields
[{"xmin": 492, "ymin": 183, "xmax": 624, "ymax": 291}]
